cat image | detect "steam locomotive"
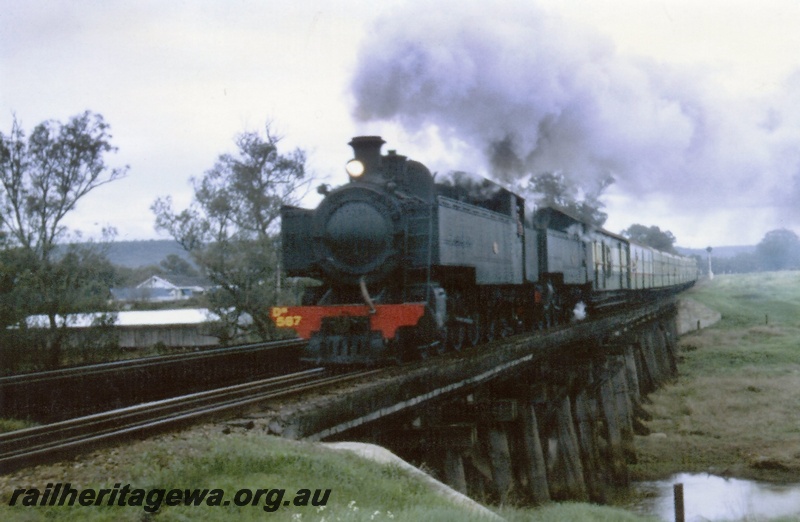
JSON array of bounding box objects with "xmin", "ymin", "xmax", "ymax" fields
[{"xmin": 271, "ymin": 136, "xmax": 697, "ymax": 365}]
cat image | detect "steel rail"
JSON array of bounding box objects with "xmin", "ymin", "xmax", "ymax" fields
[
  {"xmin": 0, "ymin": 338, "xmax": 305, "ymax": 386},
  {"xmin": 0, "ymin": 367, "xmax": 382, "ymax": 473}
]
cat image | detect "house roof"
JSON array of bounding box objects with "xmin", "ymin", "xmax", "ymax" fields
[
  {"xmin": 135, "ymin": 274, "xmax": 211, "ymax": 290},
  {"xmin": 137, "ymin": 275, "xmax": 178, "ymax": 289}
]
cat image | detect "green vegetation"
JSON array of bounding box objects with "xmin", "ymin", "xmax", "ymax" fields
[
  {"xmin": 1, "ymin": 115, "xmax": 308, "ymax": 373},
  {"xmin": 698, "ymin": 271, "xmax": 800, "ymax": 327},
  {"xmin": 634, "ymin": 271, "xmax": 800, "ymax": 482},
  {"xmin": 0, "ymin": 418, "xmax": 36, "ymax": 434}
]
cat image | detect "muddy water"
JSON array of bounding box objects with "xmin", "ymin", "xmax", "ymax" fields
[{"xmin": 625, "ymin": 473, "xmax": 800, "ymax": 521}]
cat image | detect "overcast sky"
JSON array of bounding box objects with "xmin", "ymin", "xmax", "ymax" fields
[{"xmin": 3, "ymin": 0, "xmax": 800, "ymax": 248}]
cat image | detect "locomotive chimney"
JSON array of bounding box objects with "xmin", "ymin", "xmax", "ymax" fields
[{"xmin": 349, "ymin": 136, "xmax": 385, "ymax": 175}]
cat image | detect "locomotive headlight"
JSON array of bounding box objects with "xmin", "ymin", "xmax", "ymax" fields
[{"xmin": 346, "ymin": 159, "xmax": 365, "ymax": 178}]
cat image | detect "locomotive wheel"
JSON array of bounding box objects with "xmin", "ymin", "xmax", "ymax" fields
[{"xmin": 467, "ymin": 312, "xmax": 482, "ymax": 347}]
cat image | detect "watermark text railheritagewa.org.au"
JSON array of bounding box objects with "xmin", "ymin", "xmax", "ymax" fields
[{"xmin": 8, "ymin": 483, "xmax": 331, "ymax": 513}]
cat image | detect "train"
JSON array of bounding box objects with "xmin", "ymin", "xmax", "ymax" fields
[{"xmin": 270, "ymin": 136, "xmax": 697, "ymax": 365}]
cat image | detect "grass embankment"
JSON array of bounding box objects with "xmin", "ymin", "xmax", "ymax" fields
[
  {"xmin": 0, "ymin": 427, "xmax": 653, "ymax": 521},
  {"xmin": 634, "ymin": 271, "xmax": 800, "ymax": 482}
]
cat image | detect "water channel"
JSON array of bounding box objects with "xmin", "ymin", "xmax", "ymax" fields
[{"xmin": 624, "ymin": 473, "xmax": 800, "ymax": 521}]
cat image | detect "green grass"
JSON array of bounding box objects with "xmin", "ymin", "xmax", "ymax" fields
[
  {"xmin": 689, "ymin": 272, "xmax": 800, "ymax": 329},
  {"xmin": 0, "ymin": 434, "xmax": 488, "ymax": 521},
  {"xmin": 679, "ymin": 272, "xmax": 800, "ymax": 377},
  {"xmin": 0, "ymin": 419, "xmax": 36, "ymax": 434},
  {"xmin": 633, "ymin": 271, "xmax": 800, "ymax": 482}
]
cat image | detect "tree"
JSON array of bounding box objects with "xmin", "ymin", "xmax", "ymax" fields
[
  {"xmin": 0, "ymin": 111, "xmax": 126, "ymax": 369},
  {"xmin": 621, "ymin": 224, "xmax": 678, "ymax": 254},
  {"xmin": 711, "ymin": 251, "xmax": 760, "ymax": 274},
  {"xmin": 756, "ymin": 229, "xmax": 800, "ymax": 271},
  {"xmin": 525, "ymin": 171, "xmax": 613, "ymax": 227},
  {"xmin": 0, "ymin": 247, "xmax": 37, "ymax": 330},
  {"xmin": 152, "ymin": 123, "xmax": 310, "ymax": 342},
  {"xmin": 0, "ymin": 112, "xmax": 127, "ymax": 257}
]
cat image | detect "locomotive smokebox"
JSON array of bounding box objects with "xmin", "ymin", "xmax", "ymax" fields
[{"xmin": 349, "ymin": 136, "xmax": 385, "ymax": 177}]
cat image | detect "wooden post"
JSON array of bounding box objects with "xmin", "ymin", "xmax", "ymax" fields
[
  {"xmin": 488, "ymin": 427, "xmax": 514, "ymax": 503},
  {"xmin": 641, "ymin": 329, "xmax": 663, "ymax": 386},
  {"xmin": 599, "ymin": 374, "xmax": 629, "ymax": 486},
  {"xmin": 444, "ymin": 448, "xmax": 468, "ymax": 494},
  {"xmin": 555, "ymin": 395, "xmax": 588, "ymax": 500},
  {"xmin": 674, "ymin": 482, "xmax": 685, "ymax": 522},
  {"xmin": 612, "ymin": 358, "xmax": 636, "ymax": 465},
  {"xmin": 623, "ymin": 345, "xmax": 641, "ymax": 402},
  {"xmin": 464, "ymin": 437, "xmax": 492, "ymax": 499},
  {"xmin": 518, "ymin": 400, "xmax": 550, "ymax": 503},
  {"xmin": 573, "ymin": 388, "xmax": 604, "ymax": 502},
  {"xmin": 652, "ymin": 324, "xmax": 671, "ymax": 381},
  {"xmin": 633, "ymin": 339, "xmax": 655, "ymax": 395},
  {"xmin": 660, "ymin": 324, "xmax": 679, "ymax": 376}
]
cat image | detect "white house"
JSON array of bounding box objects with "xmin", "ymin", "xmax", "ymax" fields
[{"xmin": 111, "ymin": 276, "xmax": 207, "ymax": 303}]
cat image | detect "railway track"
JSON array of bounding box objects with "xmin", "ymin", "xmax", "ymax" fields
[
  {"xmin": 1, "ymin": 338, "xmax": 306, "ymax": 422},
  {"xmin": 0, "ymin": 338, "xmax": 305, "ymax": 386},
  {"xmin": 0, "ymin": 367, "xmax": 382, "ymax": 474}
]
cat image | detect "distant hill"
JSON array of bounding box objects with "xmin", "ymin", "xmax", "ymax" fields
[
  {"xmin": 676, "ymin": 245, "xmax": 755, "ymax": 258},
  {"xmin": 105, "ymin": 240, "xmax": 193, "ymax": 268},
  {"xmin": 104, "ymin": 241, "xmax": 756, "ymax": 267},
  {"xmin": 92, "ymin": 240, "xmax": 755, "ymax": 268}
]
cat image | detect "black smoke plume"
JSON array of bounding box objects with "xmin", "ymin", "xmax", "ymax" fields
[{"xmin": 350, "ymin": 1, "xmax": 800, "ymax": 227}]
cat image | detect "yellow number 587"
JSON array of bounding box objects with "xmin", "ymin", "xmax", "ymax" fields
[{"xmin": 276, "ymin": 315, "xmax": 301, "ymax": 327}]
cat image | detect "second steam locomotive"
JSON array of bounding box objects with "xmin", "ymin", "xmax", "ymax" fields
[{"xmin": 271, "ymin": 136, "xmax": 696, "ymax": 365}]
